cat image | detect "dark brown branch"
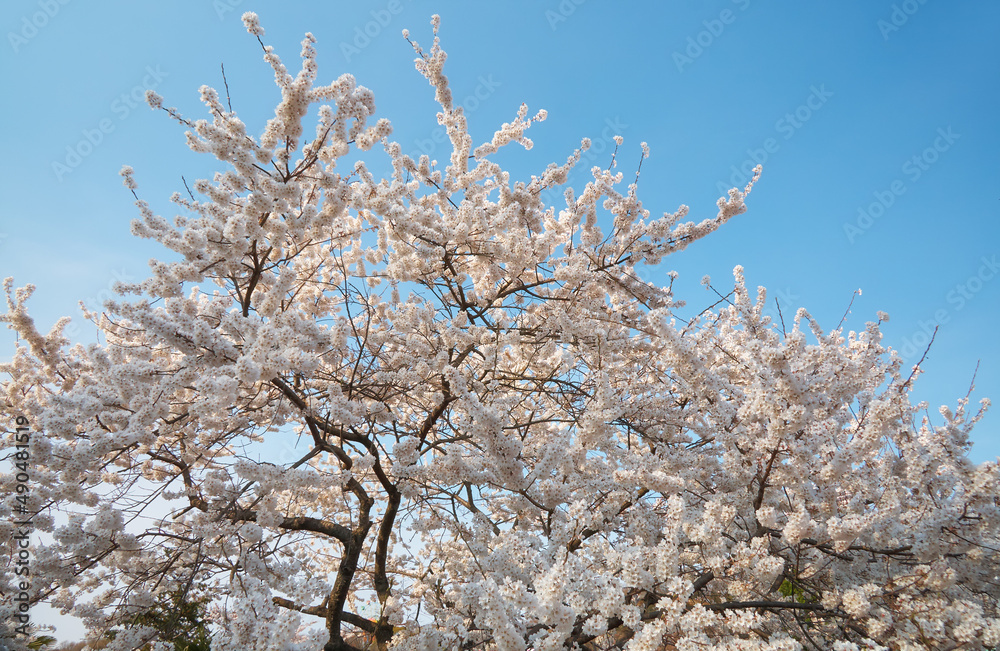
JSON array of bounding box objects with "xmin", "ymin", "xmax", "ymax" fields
[
  {"xmin": 373, "ymin": 489, "xmax": 400, "ymax": 602},
  {"xmin": 241, "ymin": 240, "xmax": 271, "ymax": 316},
  {"xmin": 692, "ymin": 570, "xmax": 715, "ymax": 593},
  {"xmin": 273, "ymin": 597, "xmax": 377, "ymax": 636},
  {"xmin": 702, "ymin": 600, "xmax": 828, "ymax": 612},
  {"xmin": 273, "ymin": 595, "xmax": 330, "ymax": 619},
  {"xmin": 279, "ymin": 515, "xmax": 353, "ymax": 545},
  {"xmin": 753, "ymin": 447, "xmax": 781, "ymax": 511},
  {"xmin": 325, "ymin": 524, "xmax": 372, "ymax": 649},
  {"xmin": 566, "ymin": 488, "xmax": 649, "ymax": 552}
]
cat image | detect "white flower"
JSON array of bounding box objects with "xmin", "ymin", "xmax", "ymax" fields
[
  {"xmin": 119, "ymin": 165, "xmax": 137, "ymax": 189},
  {"xmin": 145, "ymin": 89, "xmax": 163, "ymax": 110},
  {"xmin": 241, "ymin": 11, "xmax": 264, "ymax": 36}
]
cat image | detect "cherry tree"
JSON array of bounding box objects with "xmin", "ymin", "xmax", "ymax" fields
[{"xmin": 3, "ymin": 13, "xmax": 999, "ymax": 651}]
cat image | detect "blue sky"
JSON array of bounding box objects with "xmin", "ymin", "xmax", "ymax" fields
[{"xmin": 1, "ymin": 0, "xmax": 998, "ymax": 474}]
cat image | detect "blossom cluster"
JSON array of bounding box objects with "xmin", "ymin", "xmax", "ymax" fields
[{"xmin": 1, "ymin": 12, "xmax": 998, "ymax": 651}]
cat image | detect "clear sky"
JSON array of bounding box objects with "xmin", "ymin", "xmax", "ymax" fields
[
  {"xmin": 1, "ymin": 1, "xmax": 999, "ymax": 642},
  {"xmin": 1, "ymin": 2, "xmax": 998, "ymax": 450}
]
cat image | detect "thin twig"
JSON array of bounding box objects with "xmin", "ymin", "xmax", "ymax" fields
[
  {"xmin": 836, "ymin": 288, "xmax": 861, "ymax": 331},
  {"xmin": 221, "ymin": 63, "xmax": 233, "ymax": 113},
  {"xmin": 900, "ymin": 326, "xmax": 938, "ymax": 392},
  {"xmin": 965, "ymin": 360, "xmax": 981, "ymax": 399}
]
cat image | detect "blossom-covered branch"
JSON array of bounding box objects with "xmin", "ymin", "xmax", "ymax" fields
[{"xmin": 2, "ymin": 12, "xmax": 998, "ymax": 651}]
